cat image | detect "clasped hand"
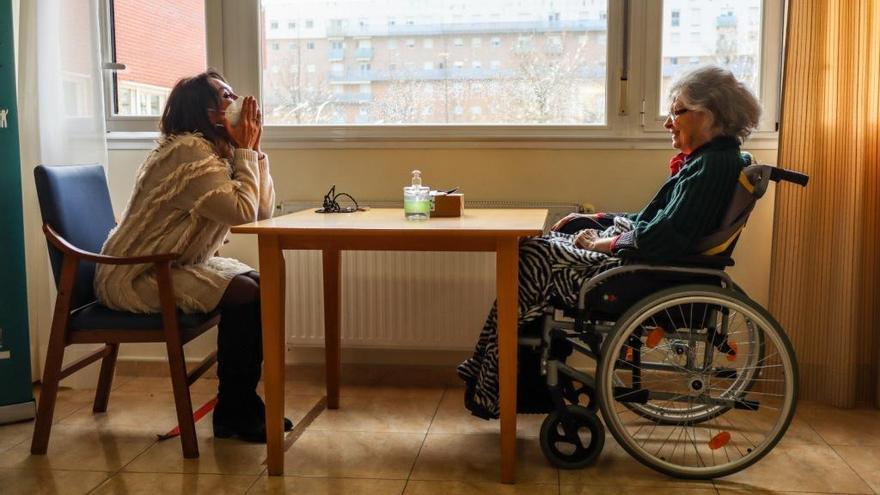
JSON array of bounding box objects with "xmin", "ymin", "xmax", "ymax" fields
[
  {"xmin": 225, "ymin": 96, "xmax": 262, "ymax": 153},
  {"xmin": 573, "ymin": 229, "xmax": 613, "ymax": 253}
]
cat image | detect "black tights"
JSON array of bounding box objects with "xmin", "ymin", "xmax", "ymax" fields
[{"xmin": 216, "ymin": 271, "xmax": 262, "ymax": 412}]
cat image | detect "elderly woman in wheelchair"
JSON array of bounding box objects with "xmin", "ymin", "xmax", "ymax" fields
[{"xmin": 457, "ymin": 66, "xmax": 808, "ymax": 479}]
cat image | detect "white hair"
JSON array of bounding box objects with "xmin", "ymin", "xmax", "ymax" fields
[{"xmin": 670, "ymin": 65, "xmax": 762, "ymax": 142}]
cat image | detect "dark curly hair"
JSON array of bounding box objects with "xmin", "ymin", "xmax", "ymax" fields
[{"xmin": 160, "ymin": 69, "xmax": 234, "ymax": 158}]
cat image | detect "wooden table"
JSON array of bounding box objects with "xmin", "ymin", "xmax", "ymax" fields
[{"xmin": 231, "ymin": 208, "xmax": 546, "ymax": 483}]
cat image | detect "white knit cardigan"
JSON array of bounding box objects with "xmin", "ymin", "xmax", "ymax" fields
[{"xmin": 94, "ymin": 133, "xmax": 275, "ymax": 314}]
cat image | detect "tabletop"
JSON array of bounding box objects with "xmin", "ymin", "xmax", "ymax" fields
[{"xmin": 231, "ymin": 208, "xmax": 548, "ymax": 237}]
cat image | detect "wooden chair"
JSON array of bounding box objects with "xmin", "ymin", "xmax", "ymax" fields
[{"xmin": 31, "ymin": 164, "xmax": 219, "ymax": 458}]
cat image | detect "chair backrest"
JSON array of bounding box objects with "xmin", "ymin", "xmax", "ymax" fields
[
  {"xmin": 694, "ymin": 164, "xmax": 773, "ymax": 257},
  {"xmin": 33, "ymin": 164, "xmax": 116, "ymax": 309}
]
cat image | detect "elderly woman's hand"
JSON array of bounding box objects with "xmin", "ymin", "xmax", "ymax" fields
[{"xmin": 574, "ymin": 229, "xmax": 614, "ymax": 253}]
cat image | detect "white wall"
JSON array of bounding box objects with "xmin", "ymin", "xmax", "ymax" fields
[{"xmin": 105, "ymin": 145, "xmax": 778, "ymax": 364}]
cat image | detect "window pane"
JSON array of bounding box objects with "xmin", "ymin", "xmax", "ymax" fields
[
  {"xmin": 660, "ymin": 0, "xmax": 762, "ymax": 114},
  {"xmin": 112, "ymin": 0, "xmax": 207, "ymax": 116},
  {"xmin": 260, "ymin": 0, "xmax": 609, "ymax": 125}
]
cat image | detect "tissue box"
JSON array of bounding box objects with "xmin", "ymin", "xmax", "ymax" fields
[{"xmin": 432, "ymin": 193, "xmax": 464, "ymax": 217}]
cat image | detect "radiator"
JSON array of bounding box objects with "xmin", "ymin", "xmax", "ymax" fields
[{"xmin": 279, "ymin": 200, "xmax": 588, "ymax": 349}]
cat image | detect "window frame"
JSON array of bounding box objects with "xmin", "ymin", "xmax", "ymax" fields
[
  {"xmin": 641, "ymin": 0, "xmax": 783, "ymax": 134},
  {"xmin": 103, "ymin": 0, "xmax": 782, "ymax": 149}
]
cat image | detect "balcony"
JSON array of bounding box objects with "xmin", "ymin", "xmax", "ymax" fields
[
  {"xmin": 326, "ymin": 66, "xmax": 603, "ymax": 83},
  {"xmin": 717, "ymin": 14, "xmax": 738, "ymax": 28},
  {"xmin": 354, "ymin": 47, "xmax": 374, "ymax": 60},
  {"xmin": 327, "ymin": 48, "xmax": 345, "ymax": 61}
]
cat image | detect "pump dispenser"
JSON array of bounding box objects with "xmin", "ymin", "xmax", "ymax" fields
[{"xmin": 403, "ymin": 170, "xmax": 430, "ymax": 220}]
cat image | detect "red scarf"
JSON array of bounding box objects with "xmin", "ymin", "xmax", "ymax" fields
[{"xmin": 668, "ymin": 152, "xmax": 688, "ymax": 176}]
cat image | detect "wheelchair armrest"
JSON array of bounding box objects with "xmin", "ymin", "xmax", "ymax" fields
[{"xmin": 44, "ymin": 224, "xmax": 180, "ymax": 265}]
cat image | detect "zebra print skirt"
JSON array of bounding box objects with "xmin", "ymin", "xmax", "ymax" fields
[{"xmin": 456, "ymin": 217, "xmax": 634, "ymax": 419}]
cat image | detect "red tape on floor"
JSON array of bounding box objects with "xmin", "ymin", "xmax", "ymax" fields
[{"xmin": 157, "ymin": 396, "xmax": 218, "ymax": 441}]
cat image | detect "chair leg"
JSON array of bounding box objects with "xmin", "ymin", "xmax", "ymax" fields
[
  {"xmin": 93, "ymin": 343, "xmax": 119, "ymax": 413},
  {"xmin": 166, "ymin": 341, "xmax": 199, "ymax": 458},
  {"xmin": 30, "ymin": 338, "xmax": 66, "ymax": 454},
  {"xmin": 156, "ymin": 261, "xmax": 198, "ymax": 458}
]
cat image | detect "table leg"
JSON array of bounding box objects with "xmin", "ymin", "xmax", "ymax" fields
[
  {"xmin": 259, "ymin": 235, "xmax": 286, "ymax": 475},
  {"xmin": 322, "ymin": 249, "xmax": 341, "ymax": 410},
  {"xmin": 496, "ymin": 237, "xmax": 519, "ymax": 483}
]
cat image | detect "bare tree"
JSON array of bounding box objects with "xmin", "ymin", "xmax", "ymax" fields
[
  {"xmin": 371, "ymin": 69, "xmax": 427, "ymax": 123},
  {"xmin": 264, "ymin": 50, "xmax": 337, "ymax": 124},
  {"xmin": 506, "ymin": 31, "xmax": 599, "ymax": 123}
]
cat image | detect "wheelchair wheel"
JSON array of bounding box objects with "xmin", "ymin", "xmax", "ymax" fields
[
  {"xmin": 596, "ymin": 285, "xmax": 797, "ymax": 479},
  {"xmin": 539, "ymin": 405, "xmax": 605, "ymax": 469},
  {"xmin": 622, "ymin": 314, "xmax": 764, "ymax": 425}
]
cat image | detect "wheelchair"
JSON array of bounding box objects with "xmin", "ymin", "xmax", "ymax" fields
[{"xmin": 521, "ymin": 164, "xmax": 809, "ymax": 479}]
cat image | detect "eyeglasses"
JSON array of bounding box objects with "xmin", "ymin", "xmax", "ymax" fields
[
  {"xmin": 316, "ymin": 185, "xmax": 360, "ymax": 213},
  {"xmin": 667, "ymin": 107, "xmax": 691, "ymax": 122}
]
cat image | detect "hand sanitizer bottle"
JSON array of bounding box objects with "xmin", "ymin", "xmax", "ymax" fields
[{"xmin": 403, "ymin": 170, "xmax": 430, "ymax": 220}]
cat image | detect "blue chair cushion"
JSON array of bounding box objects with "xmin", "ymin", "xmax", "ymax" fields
[{"xmin": 70, "ymin": 302, "xmax": 219, "ymax": 331}]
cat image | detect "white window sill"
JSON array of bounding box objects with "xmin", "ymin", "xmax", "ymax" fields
[{"xmin": 106, "ymin": 128, "xmax": 779, "ymax": 151}]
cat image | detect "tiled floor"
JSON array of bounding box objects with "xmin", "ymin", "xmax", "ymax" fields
[{"xmin": 1, "ymin": 365, "xmax": 878, "ymax": 495}]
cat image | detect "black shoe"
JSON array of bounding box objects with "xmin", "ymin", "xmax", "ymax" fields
[
  {"xmin": 213, "ymin": 419, "xmax": 267, "ymax": 443},
  {"xmin": 213, "ymin": 397, "xmax": 293, "ymax": 443},
  {"xmin": 248, "ymin": 394, "xmax": 294, "ymax": 432}
]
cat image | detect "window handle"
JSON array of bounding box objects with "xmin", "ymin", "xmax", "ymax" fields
[{"xmin": 102, "ymin": 62, "xmax": 126, "ymax": 71}]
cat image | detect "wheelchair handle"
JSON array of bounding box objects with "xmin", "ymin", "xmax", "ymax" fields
[{"xmin": 770, "ymin": 167, "xmax": 809, "ymax": 187}]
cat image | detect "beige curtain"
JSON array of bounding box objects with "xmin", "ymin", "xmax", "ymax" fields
[{"xmin": 770, "ymin": 0, "xmax": 880, "ymax": 408}]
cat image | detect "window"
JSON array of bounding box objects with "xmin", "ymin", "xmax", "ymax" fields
[
  {"xmin": 106, "ymin": 0, "xmax": 782, "ymax": 144},
  {"xmin": 651, "ymin": 0, "xmax": 772, "ymax": 130},
  {"xmin": 104, "ymin": 0, "xmax": 206, "ymax": 118},
  {"xmin": 270, "ymin": 21, "xmax": 278, "ymax": 29}
]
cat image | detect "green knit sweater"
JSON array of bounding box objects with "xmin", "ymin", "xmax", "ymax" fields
[{"xmin": 612, "ymin": 135, "xmax": 744, "ymax": 261}]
